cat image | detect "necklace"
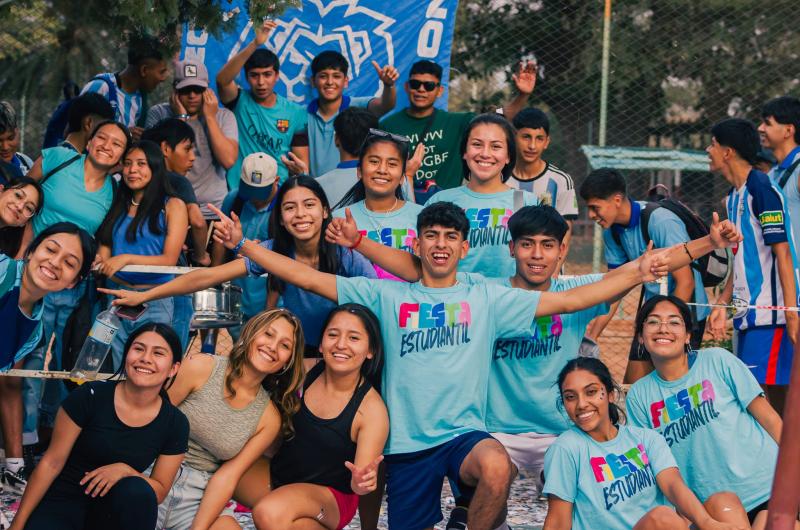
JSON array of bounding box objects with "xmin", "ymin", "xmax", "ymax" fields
[
  {"xmin": 368, "ymin": 197, "xmax": 399, "ymax": 214},
  {"xmin": 131, "ymin": 198, "xmax": 141, "ymax": 206}
]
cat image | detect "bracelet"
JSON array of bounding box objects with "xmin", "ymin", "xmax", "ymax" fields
[
  {"xmin": 349, "ymin": 232, "xmax": 363, "ymax": 250},
  {"xmin": 232, "ymin": 237, "xmax": 248, "ymax": 255},
  {"xmin": 176, "ymin": 113, "xmax": 190, "ymax": 120},
  {"xmin": 683, "ymin": 242, "xmax": 694, "ymax": 261}
]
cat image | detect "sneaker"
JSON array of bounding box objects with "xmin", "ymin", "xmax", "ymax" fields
[
  {"xmin": 3, "ymin": 467, "xmax": 28, "ymax": 495},
  {"xmin": 445, "ymin": 506, "xmax": 468, "ymax": 530}
]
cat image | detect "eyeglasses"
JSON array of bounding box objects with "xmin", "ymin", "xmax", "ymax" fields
[
  {"xmin": 643, "ymin": 317, "xmax": 685, "ymax": 331},
  {"xmin": 408, "ymin": 79, "xmax": 439, "ymax": 92},
  {"xmin": 10, "ymin": 189, "xmax": 37, "ymax": 218}
]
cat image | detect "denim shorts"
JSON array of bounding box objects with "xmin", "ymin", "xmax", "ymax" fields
[{"xmin": 156, "ymin": 463, "xmax": 235, "ymax": 530}]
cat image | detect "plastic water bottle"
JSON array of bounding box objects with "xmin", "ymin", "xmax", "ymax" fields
[{"xmin": 70, "ymin": 308, "xmax": 121, "ymax": 380}]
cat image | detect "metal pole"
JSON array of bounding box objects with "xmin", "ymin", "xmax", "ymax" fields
[
  {"xmin": 766, "ymin": 339, "xmax": 800, "ymax": 530},
  {"xmin": 592, "ymin": 0, "xmax": 613, "ymax": 272}
]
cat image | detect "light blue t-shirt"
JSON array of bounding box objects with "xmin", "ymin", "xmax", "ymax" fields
[
  {"xmin": 307, "ymin": 95, "xmax": 372, "ymax": 178},
  {"xmin": 626, "ymin": 347, "xmax": 776, "ymax": 510},
  {"xmin": 486, "ymin": 274, "xmax": 609, "ymax": 434},
  {"xmin": 0, "ymin": 257, "xmax": 43, "ymax": 370},
  {"xmin": 317, "ymin": 161, "xmax": 359, "ymax": 208},
  {"xmin": 543, "ymin": 425, "xmax": 676, "ymax": 530},
  {"xmin": 426, "ymin": 187, "xmax": 539, "ymax": 277},
  {"xmin": 221, "ymin": 191, "xmax": 273, "ymax": 319},
  {"xmin": 603, "ymin": 200, "xmax": 710, "ymax": 321},
  {"xmin": 32, "ymin": 147, "xmax": 115, "ymax": 236},
  {"xmin": 769, "ymin": 146, "xmax": 800, "ymax": 254},
  {"xmin": 337, "ymin": 272, "xmax": 541, "ymax": 454},
  {"xmin": 333, "ymin": 200, "xmax": 423, "ymax": 280},
  {"xmin": 246, "ymin": 240, "xmax": 376, "ymax": 348},
  {"xmin": 227, "ymin": 90, "xmax": 308, "ymax": 188}
]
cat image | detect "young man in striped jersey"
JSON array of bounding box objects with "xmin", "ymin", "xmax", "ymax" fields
[
  {"xmin": 80, "ymin": 33, "xmax": 169, "ymax": 141},
  {"xmin": 508, "ymin": 108, "xmax": 577, "ymax": 271},
  {"xmin": 707, "ymin": 117, "xmax": 800, "ymax": 417}
]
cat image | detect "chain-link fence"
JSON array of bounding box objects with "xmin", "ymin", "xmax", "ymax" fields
[{"xmin": 3, "ymin": 0, "xmax": 797, "ymax": 379}]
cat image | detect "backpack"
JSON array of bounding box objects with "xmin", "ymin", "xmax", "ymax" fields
[{"xmin": 611, "ymin": 199, "xmax": 731, "ymax": 288}]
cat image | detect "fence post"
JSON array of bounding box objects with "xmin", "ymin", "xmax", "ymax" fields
[{"xmin": 592, "ymin": 0, "xmax": 613, "ymax": 272}]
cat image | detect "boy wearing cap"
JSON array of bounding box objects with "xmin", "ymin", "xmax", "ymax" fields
[
  {"xmin": 212, "ymin": 153, "xmax": 278, "ymax": 339},
  {"xmin": 146, "ymin": 59, "xmax": 239, "ymax": 219}
]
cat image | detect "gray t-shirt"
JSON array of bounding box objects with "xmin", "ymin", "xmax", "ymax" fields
[{"xmin": 146, "ymin": 103, "xmax": 239, "ymax": 218}]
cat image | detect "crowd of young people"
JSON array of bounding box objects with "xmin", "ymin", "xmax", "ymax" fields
[{"xmin": 1, "ymin": 17, "xmax": 799, "ymax": 530}]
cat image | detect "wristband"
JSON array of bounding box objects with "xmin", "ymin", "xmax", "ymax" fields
[
  {"xmin": 232, "ymin": 237, "xmax": 248, "ymax": 255},
  {"xmin": 683, "ymin": 242, "xmax": 694, "ymax": 261},
  {"xmin": 176, "ymin": 113, "xmax": 190, "ymax": 120},
  {"xmin": 349, "ymin": 232, "xmax": 363, "ymax": 250}
]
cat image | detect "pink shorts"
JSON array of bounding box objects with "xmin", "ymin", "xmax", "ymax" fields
[{"xmin": 328, "ymin": 487, "xmax": 359, "ymax": 529}]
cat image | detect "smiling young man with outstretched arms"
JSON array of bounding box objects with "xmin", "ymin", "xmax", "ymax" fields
[{"xmin": 199, "ymin": 198, "xmax": 740, "ymax": 530}]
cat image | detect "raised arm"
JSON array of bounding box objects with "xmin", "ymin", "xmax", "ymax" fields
[
  {"xmin": 326, "ymin": 208, "xmax": 421, "ymax": 281},
  {"xmin": 215, "ymin": 20, "xmax": 277, "ymax": 104},
  {"xmin": 209, "ymin": 204, "xmax": 340, "ymax": 302},
  {"xmin": 202, "ymin": 90, "xmax": 238, "ymax": 169},
  {"xmin": 98, "ymin": 259, "xmax": 247, "ymax": 307},
  {"xmin": 366, "ymin": 61, "xmax": 398, "ymax": 117},
  {"xmin": 501, "ymin": 60, "xmax": 536, "ymax": 121}
]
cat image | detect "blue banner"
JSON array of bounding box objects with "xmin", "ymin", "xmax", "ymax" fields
[{"xmin": 181, "ymin": 0, "xmax": 460, "ymax": 110}]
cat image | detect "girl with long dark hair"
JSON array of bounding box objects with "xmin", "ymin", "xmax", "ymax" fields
[
  {"xmin": 95, "ymin": 140, "xmax": 189, "ymax": 365},
  {"xmin": 333, "ymin": 131, "xmax": 422, "ymax": 280},
  {"xmin": 628, "ymin": 295, "xmax": 785, "ymax": 529},
  {"xmin": 425, "ymin": 113, "xmax": 539, "ymax": 278},
  {"xmin": 100, "ymin": 175, "xmax": 377, "ymax": 357},
  {"xmin": 542, "ymin": 357, "xmax": 741, "ymax": 530},
  {"xmin": 250, "ymin": 304, "xmax": 388, "ymax": 530},
  {"xmin": 11, "ymin": 323, "xmax": 189, "ymax": 530},
  {"xmin": 0, "ymin": 176, "xmax": 43, "ymax": 258}
]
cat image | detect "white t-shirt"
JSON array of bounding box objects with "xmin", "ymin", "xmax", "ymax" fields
[{"xmin": 508, "ymin": 162, "xmax": 578, "ymax": 219}]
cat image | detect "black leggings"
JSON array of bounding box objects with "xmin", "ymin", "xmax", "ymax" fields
[{"xmin": 24, "ymin": 476, "xmax": 157, "ymax": 530}]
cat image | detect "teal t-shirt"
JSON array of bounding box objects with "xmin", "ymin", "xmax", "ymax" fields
[
  {"xmin": 626, "ymin": 347, "xmax": 776, "ymax": 510},
  {"xmin": 337, "ymin": 272, "xmax": 541, "ymax": 454},
  {"xmin": 333, "ymin": 200, "xmax": 423, "ymax": 280},
  {"xmin": 227, "ymin": 90, "xmax": 308, "ymax": 188},
  {"xmin": 425, "ymin": 187, "xmax": 539, "ymax": 277},
  {"xmin": 32, "ymin": 147, "xmax": 115, "ymax": 236},
  {"xmin": 221, "ymin": 191, "xmax": 273, "ymax": 319},
  {"xmin": 485, "ymin": 274, "xmax": 609, "ymax": 434},
  {"xmin": 543, "ymin": 425, "xmax": 676, "ymax": 530},
  {"xmin": 0, "ymin": 257, "xmax": 43, "ymax": 369}
]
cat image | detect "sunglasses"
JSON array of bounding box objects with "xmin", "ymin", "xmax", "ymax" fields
[
  {"xmin": 361, "ymin": 129, "xmax": 411, "ymax": 156},
  {"xmin": 408, "ymin": 79, "xmax": 439, "ymax": 92},
  {"xmin": 176, "ymin": 85, "xmax": 205, "ymax": 95}
]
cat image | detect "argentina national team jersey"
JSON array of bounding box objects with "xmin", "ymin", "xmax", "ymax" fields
[
  {"xmin": 507, "ymin": 163, "xmax": 579, "ymax": 220},
  {"xmin": 80, "ymin": 74, "xmax": 142, "ymax": 128},
  {"xmin": 726, "ymin": 169, "xmax": 800, "ymax": 330}
]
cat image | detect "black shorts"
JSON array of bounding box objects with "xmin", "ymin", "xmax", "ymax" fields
[
  {"xmin": 747, "ymin": 499, "xmax": 769, "ymax": 523},
  {"xmin": 628, "ymin": 318, "xmax": 706, "ymax": 361}
]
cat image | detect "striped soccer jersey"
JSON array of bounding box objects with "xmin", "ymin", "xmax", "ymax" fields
[
  {"xmin": 80, "ymin": 73, "xmax": 143, "ymax": 128},
  {"xmin": 726, "ymin": 169, "xmax": 800, "ymax": 330},
  {"xmin": 508, "ymin": 163, "xmax": 578, "ymax": 219}
]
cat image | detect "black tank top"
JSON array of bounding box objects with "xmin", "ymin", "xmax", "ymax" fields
[{"xmin": 270, "ymin": 362, "xmax": 372, "ymax": 493}]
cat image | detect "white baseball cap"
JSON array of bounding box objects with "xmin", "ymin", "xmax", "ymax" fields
[{"xmin": 239, "ymin": 153, "xmax": 278, "ymax": 200}]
